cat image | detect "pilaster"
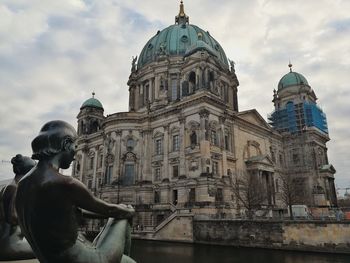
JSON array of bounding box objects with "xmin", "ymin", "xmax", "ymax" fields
[
  {"xmin": 163, "ymin": 125, "xmax": 170, "ymax": 180},
  {"xmin": 179, "ymin": 116, "xmax": 186, "ymax": 177},
  {"xmin": 114, "ymin": 130, "xmax": 122, "ymax": 181}
]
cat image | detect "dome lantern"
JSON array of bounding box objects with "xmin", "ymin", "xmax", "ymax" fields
[
  {"xmin": 175, "ymin": 1, "xmax": 189, "ymax": 25},
  {"xmin": 80, "ymin": 92, "xmax": 104, "ymax": 110},
  {"xmin": 278, "ymin": 64, "xmax": 309, "ymax": 90}
]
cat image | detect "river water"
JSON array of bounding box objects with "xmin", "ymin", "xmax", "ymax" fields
[
  {"xmin": 4, "ymin": 240, "xmax": 350, "ymax": 263},
  {"xmin": 130, "ymin": 240, "xmax": 350, "ymax": 263}
]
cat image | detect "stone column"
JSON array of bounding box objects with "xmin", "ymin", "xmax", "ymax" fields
[
  {"xmin": 220, "ymin": 116, "xmax": 227, "ymax": 177},
  {"xmin": 79, "ymin": 149, "xmax": 86, "ymax": 182},
  {"xmin": 151, "ymin": 78, "xmax": 154, "ymax": 102},
  {"xmin": 100, "ymin": 145, "xmax": 106, "ymax": 185},
  {"xmin": 155, "ymin": 75, "xmax": 160, "ymax": 99},
  {"xmin": 144, "ymin": 129, "xmax": 152, "ymax": 182},
  {"xmin": 270, "ymin": 172, "xmax": 276, "ymax": 205},
  {"xmin": 163, "ymin": 125, "xmax": 169, "ymax": 180},
  {"xmin": 114, "ymin": 130, "xmax": 122, "ymax": 182},
  {"xmin": 167, "ymin": 75, "xmax": 172, "ymax": 100},
  {"xmin": 199, "ymin": 109, "xmax": 210, "ymax": 174},
  {"xmin": 230, "ymin": 122, "xmax": 236, "ymax": 158},
  {"xmin": 139, "ymin": 130, "xmax": 145, "ymax": 182},
  {"xmin": 204, "ymin": 67, "xmax": 209, "ymax": 89},
  {"xmin": 140, "ymin": 129, "xmax": 152, "ymax": 182},
  {"xmin": 179, "ymin": 116, "xmax": 186, "ymax": 177},
  {"xmin": 129, "ymin": 86, "xmax": 136, "ymax": 111},
  {"xmin": 92, "ymin": 148, "xmax": 98, "ymax": 189},
  {"xmin": 135, "ymin": 85, "xmax": 139, "ymax": 110},
  {"xmin": 196, "ymin": 67, "xmax": 201, "ymax": 90}
]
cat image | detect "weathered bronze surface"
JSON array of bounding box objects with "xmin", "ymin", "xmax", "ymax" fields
[
  {"xmin": 0, "ymin": 154, "xmax": 36, "ymax": 261},
  {"xmin": 15, "ymin": 120, "xmax": 136, "ymax": 263}
]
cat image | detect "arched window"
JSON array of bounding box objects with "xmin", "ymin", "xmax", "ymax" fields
[
  {"xmin": 89, "ymin": 156, "xmax": 94, "ymax": 170},
  {"xmin": 105, "ymin": 165, "xmax": 113, "ymax": 184},
  {"xmin": 123, "ymin": 163, "xmax": 135, "ymax": 186},
  {"xmin": 209, "ymin": 121, "xmax": 219, "ymax": 146},
  {"xmin": 122, "ymin": 152, "xmax": 137, "ymax": 186},
  {"xmin": 224, "ymin": 129, "xmax": 231, "ymax": 151},
  {"xmin": 127, "ymin": 138, "xmax": 135, "ymax": 151},
  {"xmin": 171, "ymin": 76, "xmax": 178, "ymax": 101},
  {"xmin": 99, "ymin": 154, "xmax": 103, "ymax": 168},
  {"xmin": 211, "ymin": 130, "xmax": 218, "ymax": 146},
  {"xmin": 209, "ymin": 71, "xmax": 215, "ymax": 92},
  {"xmin": 190, "ymin": 130, "xmax": 197, "ymax": 146},
  {"xmin": 90, "ymin": 120, "xmax": 99, "ymax": 133},
  {"xmin": 153, "ymin": 132, "xmax": 164, "ymax": 155},
  {"xmin": 189, "ymin": 71, "xmax": 196, "ymax": 93}
]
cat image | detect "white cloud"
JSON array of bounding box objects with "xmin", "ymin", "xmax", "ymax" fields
[{"xmin": 0, "ymin": 0, "xmax": 349, "ymax": 191}]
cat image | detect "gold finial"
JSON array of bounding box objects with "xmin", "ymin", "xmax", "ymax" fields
[
  {"xmin": 175, "ymin": 0, "xmax": 189, "ymax": 24},
  {"xmin": 179, "ymin": 0, "xmax": 185, "ymax": 16},
  {"xmin": 92, "ymin": 91, "xmax": 95, "ymax": 98},
  {"xmin": 288, "ymin": 60, "xmax": 293, "ymax": 72}
]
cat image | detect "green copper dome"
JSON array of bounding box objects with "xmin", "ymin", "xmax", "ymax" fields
[
  {"xmin": 81, "ymin": 93, "xmax": 104, "ymax": 110},
  {"xmin": 278, "ymin": 69, "xmax": 309, "ymax": 90},
  {"xmin": 137, "ymin": 2, "xmax": 229, "ymax": 69}
]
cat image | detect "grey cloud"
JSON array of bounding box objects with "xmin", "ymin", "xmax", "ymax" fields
[
  {"xmin": 0, "ymin": 0, "xmax": 349, "ymax": 189},
  {"xmin": 328, "ymin": 18, "xmax": 350, "ymax": 33}
]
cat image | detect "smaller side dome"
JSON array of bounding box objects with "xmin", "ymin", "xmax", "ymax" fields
[
  {"xmin": 80, "ymin": 92, "xmax": 104, "ymax": 110},
  {"xmin": 278, "ymin": 71, "xmax": 309, "ymax": 90}
]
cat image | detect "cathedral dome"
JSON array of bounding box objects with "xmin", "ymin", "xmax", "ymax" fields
[
  {"xmin": 80, "ymin": 92, "xmax": 104, "ymax": 110},
  {"xmin": 278, "ymin": 64, "xmax": 309, "ymax": 90},
  {"xmin": 137, "ymin": 2, "xmax": 229, "ymax": 69}
]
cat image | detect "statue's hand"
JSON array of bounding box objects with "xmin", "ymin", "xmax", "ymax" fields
[{"xmin": 113, "ymin": 204, "xmax": 135, "ymax": 219}]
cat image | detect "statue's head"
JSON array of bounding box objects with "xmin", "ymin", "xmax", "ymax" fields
[
  {"xmin": 11, "ymin": 154, "xmax": 36, "ymax": 176},
  {"xmin": 31, "ymin": 120, "xmax": 78, "ymax": 169}
]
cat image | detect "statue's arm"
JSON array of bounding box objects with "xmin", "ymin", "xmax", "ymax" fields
[
  {"xmin": 2, "ymin": 184, "xmax": 18, "ymax": 224},
  {"xmin": 77, "ymin": 208, "xmax": 109, "ymax": 219},
  {"xmin": 68, "ymin": 179, "xmax": 134, "ymax": 219}
]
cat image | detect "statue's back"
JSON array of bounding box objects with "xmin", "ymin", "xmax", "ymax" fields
[{"xmin": 16, "ymin": 167, "xmax": 78, "ymax": 260}]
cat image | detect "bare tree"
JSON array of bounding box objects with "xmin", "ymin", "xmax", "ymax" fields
[
  {"xmin": 279, "ymin": 173, "xmax": 305, "ymax": 220},
  {"xmin": 233, "ymin": 170, "xmax": 265, "ymax": 219}
]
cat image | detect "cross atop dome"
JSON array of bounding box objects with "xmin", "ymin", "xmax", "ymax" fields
[
  {"xmin": 288, "ymin": 60, "xmax": 293, "ymax": 72},
  {"xmin": 175, "ymin": 0, "xmax": 189, "ymax": 24}
]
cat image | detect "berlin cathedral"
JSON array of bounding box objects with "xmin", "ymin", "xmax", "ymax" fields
[{"xmin": 72, "ymin": 1, "xmax": 337, "ymax": 230}]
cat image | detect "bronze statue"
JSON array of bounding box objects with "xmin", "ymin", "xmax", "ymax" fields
[
  {"xmin": 15, "ymin": 120, "xmax": 136, "ymax": 263},
  {"xmin": 131, "ymin": 56, "xmax": 137, "ymax": 72},
  {"xmin": 0, "ymin": 154, "xmax": 36, "ymax": 261}
]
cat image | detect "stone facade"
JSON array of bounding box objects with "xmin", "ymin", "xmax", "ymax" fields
[
  {"xmin": 72, "ymin": 3, "xmax": 337, "ymax": 231},
  {"xmin": 194, "ymin": 219, "xmax": 350, "ymax": 253}
]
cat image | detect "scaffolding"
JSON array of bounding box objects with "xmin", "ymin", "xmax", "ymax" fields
[{"xmin": 268, "ymin": 102, "xmax": 328, "ymax": 134}]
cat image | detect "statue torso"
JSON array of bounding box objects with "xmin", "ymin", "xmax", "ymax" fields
[{"xmin": 16, "ymin": 166, "xmax": 79, "ymax": 259}]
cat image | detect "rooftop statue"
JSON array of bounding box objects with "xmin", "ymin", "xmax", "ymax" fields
[
  {"xmin": 229, "ymin": 59, "xmax": 235, "ymax": 73},
  {"xmin": 131, "ymin": 56, "xmax": 137, "ymax": 72},
  {"xmin": 0, "ymin": 154, "xmax": 36, "ymax": 261},
  {"xmin": 15, "ymin": 120, "xmax": 136, "ymax": 263}
]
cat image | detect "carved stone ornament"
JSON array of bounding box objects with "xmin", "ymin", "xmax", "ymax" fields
[
  {"xmin": 88, "ymin": 150, "xmax": 96, "ymax": 158},
  {"xmin": 123, "ymin": 152, "xmax": 137, "ymax": 162},
  {"xmin": 190, "ymin": 159, "xmax": 198, "ymax": 171},
  {"xmin": 199, "ymin": 109, "xmax": 209, "ymax": 119},
  {"xmin": 106, "ymin": 154, "xmax": 114, "ymax": 164},
  {"xmin": 170, "ymin": 158, "xmax": 179, "ymax": 164}
]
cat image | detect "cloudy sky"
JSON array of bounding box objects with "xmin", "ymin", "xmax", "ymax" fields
[{"xmin": 0, "ymin": 0, "xmax": 349, "ymax": 191}]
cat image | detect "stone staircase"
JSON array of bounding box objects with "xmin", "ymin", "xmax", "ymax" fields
[{"xmin": 132, "ymin": 205, "xmax": 194, "ymax": 241}]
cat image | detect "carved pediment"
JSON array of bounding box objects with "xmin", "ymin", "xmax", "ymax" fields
[
  {"xmin": 319, "ymin": 164, "xmax": 336, "ymax": 174},
  {"xmin": 237, "ymin": 109, "xmax": 271, "ymax": 130},
  {"xmin": 245, "ymin": 155, "xmax": 274, "ymax": 172}
]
